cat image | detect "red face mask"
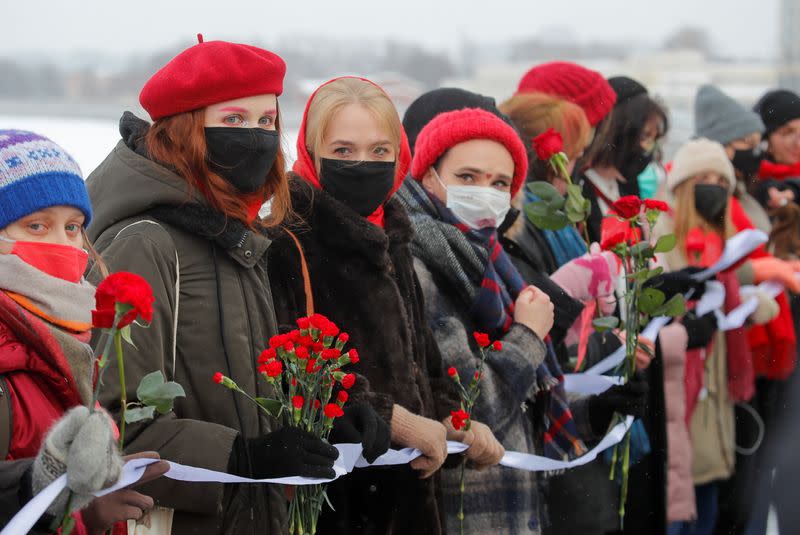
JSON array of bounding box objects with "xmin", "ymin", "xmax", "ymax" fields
[{"xmin": 6, "ymin": 240, "xmax": 89, "ymax": 283}]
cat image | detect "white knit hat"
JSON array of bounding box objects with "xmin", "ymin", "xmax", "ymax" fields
[{"xmin": 667, "ymin": 138, "xmax": 735, "ymax": 193}]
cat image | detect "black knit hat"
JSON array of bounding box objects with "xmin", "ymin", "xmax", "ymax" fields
[
  {"xmin": 403, "ymin": 88, "xmax": 503, "ymax": 153},
  {"xmin": 607, "ymin": 76, "xmax": 648, "ymax": 105},
  {"xmin": 754, "ymin": 89, "xmax": 800, "ymax": 135}
]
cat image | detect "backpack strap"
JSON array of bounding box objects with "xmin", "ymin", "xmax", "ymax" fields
[
  {"xmin": 0, "ymin": 375, "xmax": 12, "ymax": 460},
  {"xmin": 282, "ymin": 228, "xmax": 315, "ymax": 316}
]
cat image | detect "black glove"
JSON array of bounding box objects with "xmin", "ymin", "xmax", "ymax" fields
[
  {"xmin": 683, "ymin": 311, "xmax": 718, "ymax": 350},
  {"xmin": 588, "ymin": 372, "xmax": 649, "ymax": 435},
  {"xmin": 329, "ymin": 403, "xmax": 391, "ymax": 463},
  {"xmin": 242, "ymin": 426, "xmax": 339, "ymax": 480},
  {"xmin": 644, "ymin": 266, "xmax": 708, "ymax": 300}
]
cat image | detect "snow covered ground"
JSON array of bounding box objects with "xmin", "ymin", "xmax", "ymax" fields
[{"xmin": 0, "ymin": 115, "xmax": 299, "ymax": 176}]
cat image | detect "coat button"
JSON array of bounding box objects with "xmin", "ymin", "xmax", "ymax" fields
[
  {"xmin": 244, "ymin": 250, "xmax": 253, "ymax": 259},
  {"xmin": 369, "ymin": 484, "xmax": 377, "ymax": 493}
]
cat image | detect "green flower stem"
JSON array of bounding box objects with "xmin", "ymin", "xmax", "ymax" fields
[
  {"xmin": 61, "ymin": 311, "xmax": 124, "ymax": 535},
  {"xmin": 115, "ymin": 331, "xmax": 126, "ymax": 449},
  {"xmin": 458, "ymin": 457, "xmax": 467, "ymax": 535}
]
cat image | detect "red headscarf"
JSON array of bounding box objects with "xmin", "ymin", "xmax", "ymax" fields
[{"xmin": 292, "ymin": 76, "xmax": 412, "ymax": 228}]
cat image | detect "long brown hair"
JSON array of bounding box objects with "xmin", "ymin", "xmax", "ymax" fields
[
  {"xmin": 672, "ymin": 177, "xmax": 735, "ymax": 261},
  {"xmin": 145, "ymin": 108, "xmax": 290, "ymax": 228}
]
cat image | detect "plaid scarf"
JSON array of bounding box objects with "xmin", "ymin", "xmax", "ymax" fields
[{"xmin": 398, "ymin": 179, "xmax": 585, "ymax": 460}]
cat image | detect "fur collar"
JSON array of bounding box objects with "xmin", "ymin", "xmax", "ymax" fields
[{"xmin": 284, "ymin": 175, "xmax": 414, "ymax": 262}]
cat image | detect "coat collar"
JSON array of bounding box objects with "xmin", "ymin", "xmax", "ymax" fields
[{"xmin": 286, "ymin": 175, "xmax": 413, "ymax": 262}]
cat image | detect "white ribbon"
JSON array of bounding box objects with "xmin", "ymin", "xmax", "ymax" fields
[{"xmin": 3, "ymin": 417, "xmax": 634, "ymax": 535}]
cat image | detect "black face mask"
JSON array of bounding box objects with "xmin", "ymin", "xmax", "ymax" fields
[
  {"xmin": 694, "ymin": 184, "xmax": 729, "ymax": 225},
  {"xmin": 319, "ymin": 158, "xmax": 396, "ymax": 217},
  {"xmin": 731, "ymin": 147, "xmax": 765, "ymax": 177},
  {"xmin": 205, "ymin": 128, "xmax": 280, "ymax": 193},
  {"xmin": 621, "ymin": 149, "xmax": 655, "ymax": 183}
]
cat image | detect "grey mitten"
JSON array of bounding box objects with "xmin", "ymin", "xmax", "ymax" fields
[{"xmin": 32, "ymin": 406, "xmax": 123, "ymax": 515}]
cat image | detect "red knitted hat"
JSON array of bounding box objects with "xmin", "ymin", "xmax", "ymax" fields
[
  {"xmin": 140, "ymin": 35, "xmax": 286, "ymax": 121},
  {"xmin": 411, "ymin": 108, "xmax": 528, "ymax": 197},
  {"xmin": 516, "ymin": 61, "xmax": 616, "ymax": 126}
]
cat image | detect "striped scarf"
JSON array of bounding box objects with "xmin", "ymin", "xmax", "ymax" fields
[{"xmin": 398, "ymin": 180, "xmax": 585, "ymax": 460}]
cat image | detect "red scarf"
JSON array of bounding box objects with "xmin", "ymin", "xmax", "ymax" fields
[
  {"xmin": 291, "ymin": 77, "xmax": 412, "ymax": 228},
  {"xmin": 684, "ymin": 247, "xmax": 754, "ymax": 422},
  {"xmin": 757, "ymin": 159, "xmax": 800, "ymax": 181}
]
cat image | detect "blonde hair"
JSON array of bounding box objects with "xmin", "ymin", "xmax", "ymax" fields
[
  {"xmin": 672, "ymin": 175, "xmax": 736, "ymax": 262},
  {"xmin": 305, "ymin": 78, "xmax": 402, "ymax": 173}
]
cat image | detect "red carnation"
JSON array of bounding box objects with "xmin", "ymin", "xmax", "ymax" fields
[
  {"xmin": 264, "ymin": 360, "xmax": 283, "ymax": 377},
  {"xmin": 213, "ymin": 372, "xmax": 224, "ymax": 384},
  {"xmin": 347, "ymin": 349, "xmax": 360, "ymax": 364},
  {"xmin": 297, "ymin": 317, "xmax": 311, "ymax": 330},
  {"xmin": 321, "ymin": 322, "xmax": 340, "ymax": 338},
  {"xmin": 473, "ymin": 332, "xmax": 491, "ymax": 348},
  {"xmin": 644, "ymin": 199, "xmax": 669, "ymax": 212},
  {"xmin": 337, "ymin": 390, "xmax": 349, "ymax": 403},
  {"xmin": 474, "ymin": 371, "xmax": 482, "ymax": 381},
  {"xmin": 492, "ymin": 340, "xmax": 503, "ymax": 351},
  {"xmin": 450, "ymin": 409, "xmax": 470, "ymax": 431},
  {"xmin": 531, "ymin": 128, "xmax": 564, "ymax": 161},
  {"xmin": 611, "ymin": 196, "xmax": 643, "ymax": 219},
  {"xmin": 291, "ymin": 377, "xmax": 298, "ymax": 387},
  {"xmin": 321, "ymin": 348, "xmax": 341, "ymax": 360},
  {"xmin": 297, "ymin": 335, "xmax": 315, "ymax": 347},
  {"xmin": 92, "ymin": 272, "xmax": 155, "ymax": 329},
  {"xmin": 601, "ymin": 229, "xmax": 628, "ymax": 251},
  {"xmin": 258, "ymin": 348, "xmax": 277, "ymax": 363},
  {"xmin": 448, "ymin": 367, "xmax": 458, "ymax": 377},
  {"xmin": 314, "ymin": 399, "xmax": 321, "ymax": 410},
  {"xmin": 306, "ymin": 360, "xmax": 320, "ymax": 374},
  {"xmin": 282, "ymin": 341, "xmax": 294, "ymax": 352},
  {"xmin": 341, "ymin": 373, "xmax": 356, "ymax": 389},
  {"xmin": 339, "ymin": 332, "xmax": 350, "ymax": 343},
  {"xmin": 295, "ymin": 346, "xmax": 310, "ymax": 360},
  {"xmin": 292, "ymin": 395, "xmax": 304, "ymax": 409},
  {"xmin": 312, "ymin": 342, "xmax": 325, "ymax": 353},
  {"xmin": 268, "ymin": 334, "xmax": 286, "ymax": 349},
  {"xmin": 309, "ymin": 313, "xmax": 330, "ymax": 329},
  {"xmin": 324, "ymin": 403, "xmax": 345, "ymax": 419}
]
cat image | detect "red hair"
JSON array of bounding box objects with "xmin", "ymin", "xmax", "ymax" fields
[{"xmin": 145, "ymin": 108, "xmax": 290, "ymax": 227}]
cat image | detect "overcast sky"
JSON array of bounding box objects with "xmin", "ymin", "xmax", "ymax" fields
[{"xmin": 1, "ymin": 0, "xmax": 781, "ymax": 60}]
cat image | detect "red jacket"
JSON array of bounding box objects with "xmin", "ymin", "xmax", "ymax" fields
[
  {"xmin": 0, "ymin": 291, "xmax": 91, "ymax": 534},
  {"xmin": 730, "ymin": 197, "xmax": 797, "ymax": 379}
]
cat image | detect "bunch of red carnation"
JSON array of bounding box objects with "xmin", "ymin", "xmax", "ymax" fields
[{"xmin": 215, "ymin": 313, "xmax": 358, "ymax": 434}]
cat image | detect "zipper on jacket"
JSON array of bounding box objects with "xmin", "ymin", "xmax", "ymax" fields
[{"xmin": 236, "ymin": 231, "xmax": 250, "ymax": 249}]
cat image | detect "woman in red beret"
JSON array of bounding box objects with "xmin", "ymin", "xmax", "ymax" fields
[
  {"xmin": 83, "ymin": 37, "xmax": 345, "ymax": 535},
  {"xmin": 267, "ymin": 76, "xmax": 503, "ymax": 534}
]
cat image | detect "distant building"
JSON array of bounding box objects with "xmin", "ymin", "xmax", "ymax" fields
[{"xmin": 780, "ymin": 0, "xmax": 800, "ymax": 90}]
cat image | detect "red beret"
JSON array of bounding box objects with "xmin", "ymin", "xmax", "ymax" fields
[
  {"xmin": 411, "ymin": 108, "xmax": 528, "ymax": 197},
  {"xmin": 140, "ymin": 37, "xmax": 286, "ymax": 121},
  {"xmin": 516, "ymin": 61, "xmax": 616, "ymax": 127}
]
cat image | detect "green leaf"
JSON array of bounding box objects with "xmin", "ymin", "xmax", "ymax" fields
[
  {"xmin": 524, "ymin": 201, "xmax": 570, "ymax": 231},
  {"xmin": 629, "ymin": 241, "xmax": 653, "ymax": 259},
  {"xmin": 592, "ymin": 316, "xmax": 620, "ymax": 332},
  {"xmin": 136, "ymin": 371, "xmax": 186, "ymax": 415},
  {"xmin": 527, "ymin": 181, "xmax": 563, "ymax": 205},
  {"xmin": 653, "ymin": 234, "xmax": 677, "ymax": 254},
  {"xmin": 124, "ymin": 405, "xmax": 156, "ymax": 423},
  {"xmin": 638, "ymin": 288, "xmax": 666, "ymax": 314},
  {"xmin": 119, "ymin": 325, "xmax": 137, "ymax": 349},
  {"xmin": 653, "ymin": 294, "xmax": 686, "ymax": 317},
  {"xmin": 645, "ymin": 266, "xmax": 664, "ymax": 281},
  {"xmin": 564, "ymin": 184, "xmax": 591, "ymax": 223},
  {"xmin": 255, "ymin": 397, "xmax": 284, "ymax": 418}
]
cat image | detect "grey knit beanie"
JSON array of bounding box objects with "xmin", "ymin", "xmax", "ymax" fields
[{"xmin": 694, "ymin": 85, "xmax": 764, "ymax": 146}]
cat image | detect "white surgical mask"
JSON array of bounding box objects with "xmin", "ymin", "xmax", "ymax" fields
[{"xmin": 433, "ymin": 168, "xmax": 511, "ymax": 230}]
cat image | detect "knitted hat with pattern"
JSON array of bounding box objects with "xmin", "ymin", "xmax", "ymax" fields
[{"xmin": 0, "ymin": 130, "xmax": 90, "ymax": 229}]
